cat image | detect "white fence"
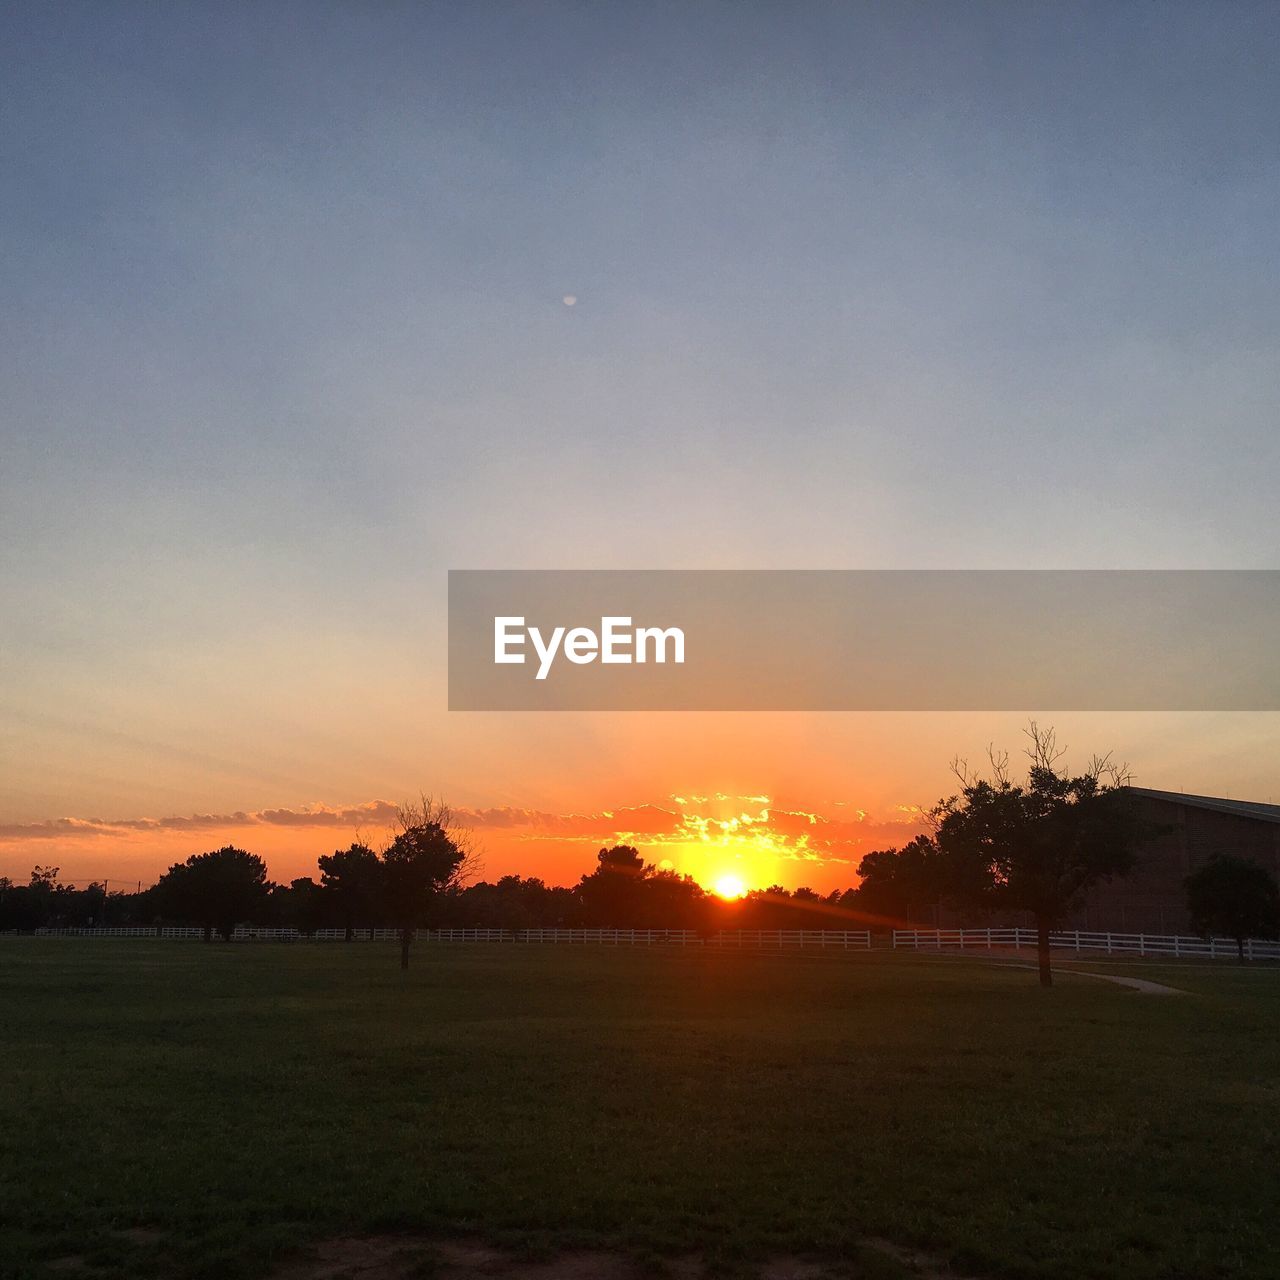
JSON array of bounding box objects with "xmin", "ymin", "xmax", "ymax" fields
[
  {"xmin": 892, "ymin": 927, "xmax": 1280, "ymax": 961},
  {"xmin": 519, "ymin": 928, "xmax": 872, "ymax": 948},
  {"xmin": 26, "ymin": 925, "xmax": 871, "ymax": 949},
  {"xmin": 20, "ymin": 925, "xmax": 1279, "ymax": 959}
]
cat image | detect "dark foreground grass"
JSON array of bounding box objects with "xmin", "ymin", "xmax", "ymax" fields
[{"xmin": 2, "ymin": 941, "xmax": 1278, "ymax": 1280}]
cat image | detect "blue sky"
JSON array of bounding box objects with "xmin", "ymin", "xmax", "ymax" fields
[{"xmin": 2, "ymin": 3, "xmax": 1279, "ymax": 879}]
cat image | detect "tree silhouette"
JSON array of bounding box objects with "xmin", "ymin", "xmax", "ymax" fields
[
  {"xmin": 457, "ymin": 875, "xmax": 582, "ymax": 929},
  {"xmin": 155, "ymin": 847, "xmax": 271, "ymax": 942},
  {"xmin": 855, "ymin": 835, "xmax": 944, "ymax": 925},
  {"xmin": 382, "ymin": 798, "xmax": 479, "ymax": 970},
  {"xmin": 318, "ymin": 842, "xmax": 383, "ymax": 940},
  {"xmin": 1185, "ymin": 855, "xmax": 1280, "ymax": 963},
  {"xmin": 595, "ymin": 844, "xmax": 646, "ymax": 874},
  {"xmin": 275, "ymin": 877, "xmax": 325, "ymax": 938},
  {"xmin": 640, "ymin": 867, "xmax": 707, "ymax": 930},
  {"xmin": 25, "ymin": 866, "xmax": 65, "ymax": 927},
  {"xmin": 0, "ymin": 869, "xmax": 123, "ymax": 930},
  {"xmin": 931, "ymin": 723, "xmax": 1150, "ymax": 987},
  {"xmin": 577, "ymin": 845, "xmax": 652, "ymax": 927}
]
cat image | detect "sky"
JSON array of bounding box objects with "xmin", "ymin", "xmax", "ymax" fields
[{"xmin": 3, "ymin": 3, "xmax": 1280, "ymax": 894}]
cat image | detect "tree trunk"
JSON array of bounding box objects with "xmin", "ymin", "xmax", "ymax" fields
[
  {"xmin": 399, "ymin": 928, "xmax": 411, "ymax": 971},
  {"xmin": 1237, "ymin": 936, "xmax": 1245, "ymax": 964},
  {"xmin": 202, "ymin": 924, "xmax": 212, "ymax": 944},
  {"xmin": 1036, "ymin": 917, "xmax": 1053, "ymax": 988},
  {"xmin": 344, "ymin": 923, "xmax": 354, "ymax": 942}
]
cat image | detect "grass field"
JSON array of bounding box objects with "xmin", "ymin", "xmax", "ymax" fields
[{"xmin": 2, "ymin": 941, "xmax": 1278, "ymax": 1280}]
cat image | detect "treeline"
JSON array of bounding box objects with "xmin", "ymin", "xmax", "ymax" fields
[
  {"xmin": 1, "ymin": 801, "xmax": 942, "ymax": 941},
  {"xmin": 9, "ymin": 728, "xmax": 1280, "ymax": 980},
  {"xmin": 0, "ymin": 844, "xmax": 894, "ymax": 938}
]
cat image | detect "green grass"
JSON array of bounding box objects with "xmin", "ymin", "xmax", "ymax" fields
[{"xmin": 2, "ymin": 941, "xmax": 1278, "ymax": 1280}]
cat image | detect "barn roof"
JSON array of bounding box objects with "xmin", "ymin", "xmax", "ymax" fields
[{"xmin": 1127, "ymin": 787, "xmax": 1280, "ymax": 825}]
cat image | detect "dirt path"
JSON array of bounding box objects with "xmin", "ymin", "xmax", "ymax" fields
[
  {"xmin": 996, "ymin": 962, "xmax": 1185, "ymax": 994},
  {"xmin": 1057, "ymin": 967, "xmax": 1185, "ymax": 994},
  {"xmin": 903, "ymin": 950, "xmax": 1187, "ymax": 994},
  {"xmin": 268, "ymin": 1234, "xmax": 978, "ymax": 1279}
]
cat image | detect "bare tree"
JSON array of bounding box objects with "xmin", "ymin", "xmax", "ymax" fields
[
  {"xmin": 932, "ymin": 722, "xmax": 1149, "ymax": 987},
  {"xmin": 382, "ymin": 796, "xmax": 482, "ymax": 970}
]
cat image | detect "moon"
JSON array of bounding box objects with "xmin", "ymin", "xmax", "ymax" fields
[{"xmin": 562, "ymin": 294, "xmax": 577, "ymax": 307}]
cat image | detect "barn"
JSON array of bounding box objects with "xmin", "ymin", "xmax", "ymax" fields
[{"xmin": 1069, "ymin": 787, "xmax": 1280, "ymax": 933}]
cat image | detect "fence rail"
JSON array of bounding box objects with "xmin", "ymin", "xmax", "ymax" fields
[
  {"xmin": 13, "ymin": 924, "xmax": 1280, "ymax": 959},
  {"xmin": 891, "ymin": 927, "xmax": 1280, "ymax": 961},
  {"xmin": 22, "ymin": 925, "xmax": 873, "ymax": 949}
]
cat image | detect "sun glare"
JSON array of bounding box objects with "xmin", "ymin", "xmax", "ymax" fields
[{"xmin": 713, "ymin": 873, "xmax": 748, "ymax": 900}]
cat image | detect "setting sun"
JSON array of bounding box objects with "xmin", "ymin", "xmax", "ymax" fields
[{"xmin": 712, "ymin": 873, "xmax": 748, "ymax": 900}]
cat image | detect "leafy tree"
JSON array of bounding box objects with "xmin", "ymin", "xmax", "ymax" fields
[
  {"xmin": 855, "ymin": 835, "xmax": 945, "ymax": 925},
  {"xmin": 318, "ymin": 842, "xmax": 384, "ymax": 940},
  {"xmin": 737, "ymin": 885, "xmax": 798, "ymax": 930},
  {"xmin": 456, "ymin": 875, "xmax": 535, "ymax": 929},
  {"xmin": 382, "ymin": 797, "xmax": 479, "ymax": 970},
  {"xmin": 455, "ymin": 875, "xmax": 583, "ymax": 930},
  {"xmin": 576, "ymin": 845, "xmax": 652, "ymax": 927},
  {"xmin": 82, "ymin": 881, "xmax": 107, "ymax": 927},
  {"xmin": 26, "ymin": 866, "xmax": 64, "ymax": 926},
  {"xmin": 572, "ymin": 848, "xmax": 709, "ymax": 930},
  {"xmin": 1185, "ymin": 855, "xmax": 1280, "ymax": 963},
  {"xmin": 931, "ymin": 723, "xmax": 1151, "ymax": 987},
  {"xmin": 98, "ymin": 885, "xmax": 156, "ymax": 929},
  {"xmin": 1, "ymin": 867, "xmax": 108, "ymax": 929},
  {"xmin": 154, "ymin": 847, "xmax": 271, "ymax": 942},
  {"xmin": 597, "ymin": 844, "xmax": 646, "ymax": 874},
  {"xmin": 538, "ymin": 883, "xmax": 584, "ymax": 928},
  {"xmin": 274, "ymin": 877, "xmax": 326, "ymax": 937},
  {"xmin": 0, "ymin": 874, "xmax": 42, "ymax": 930},
  {"xmin": 639, "ymin": 867, "xmax": 707, "ymax": 930}
]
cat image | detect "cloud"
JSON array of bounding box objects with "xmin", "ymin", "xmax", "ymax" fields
[
  {"xmin": 0, "ymin": 817, "xmax": 129, "ymax": 841},
  {"xmin": 256, "ymin": 801, "xmax": 400, "ymax": 828},
  {"xmin": 601, "ymin": 804, "xmax": 685, "ymax": 835},
  {"xmin": 0, "ymin": 796, "xmax": 927, "ymax": 868},
  {"xmin": 758, "ymin": 808, "xmax": 823, "ymax": 837},
  {"xmin": 0, "ymin": 802, "xmax": 398, "ymax": 843},
  {"xmin": 0, "ymin": 813, "xmax": 256, "ymax": 841},
  {"xmin": 452, "ymin": 803, "xmax": 683, "ymax": 839},
  {"xmin": 0, "ymin": 800, "xmax": 682, "ymax": 845},
  {"xmin": 453, "ymin": 806, "xmax": 611, "ymax": 833}
]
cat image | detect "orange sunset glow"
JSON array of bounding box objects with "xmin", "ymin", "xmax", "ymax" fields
[
  {"xmin": 712, "ymin": 873, "xmax": 748, "ymax": 900},
  {"xmin": 5, "ymin": 708, "xmax": 1280, "ymax": 895},
  {"xmin": 0, "ymin": 781, "xmax": 927, "ymax": 894},
  {"xmin": 7, "ymin": 10, "xmax": 1280, "ymax": 1280},
  {"xmin": 3, "ymin": 9, "xmax": 1279, "ymax": 908}
]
